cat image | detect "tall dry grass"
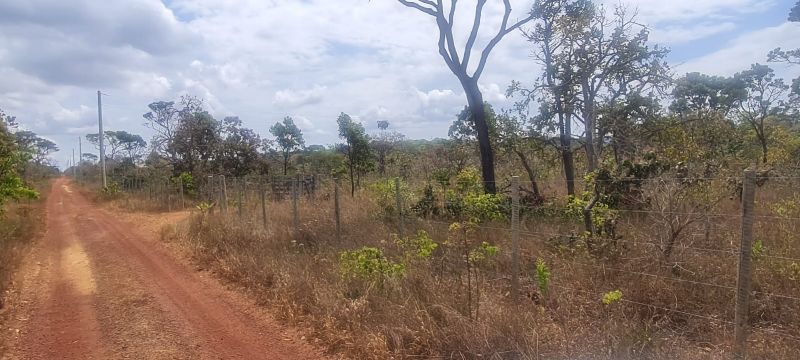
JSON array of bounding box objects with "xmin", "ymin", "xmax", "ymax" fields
[{"xmin": 158, "ymin": 179, "xmax": 799, "ymax": 359}]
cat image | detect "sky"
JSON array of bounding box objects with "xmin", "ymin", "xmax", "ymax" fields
[{"xmin": 0, "ymin": 0, "xmax": 799, "ymax": 168}]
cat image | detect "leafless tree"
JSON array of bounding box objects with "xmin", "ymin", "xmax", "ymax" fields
[{"xmin": 396, "ymin": 0, "xmax": 534, "ymax": 193}]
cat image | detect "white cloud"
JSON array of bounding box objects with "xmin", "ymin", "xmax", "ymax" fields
[
  {"xmin": 605, "ymin": 0, "xmax": 774, "ymax": 24},
  {"xmin": 649, "ymin": 22, "xmax": 738, "ymax": 44},
  {"xmin": 273, "ymin": 85, "xmax": 327, "ymax": 108},
  {"xmin": 680, "ymin": 21, "xmax": 800, "ymax": 76}
]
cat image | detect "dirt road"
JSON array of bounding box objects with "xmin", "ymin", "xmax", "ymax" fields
[{"xmin": 3, "ymin": 179, "xmax": 325, "ymax": 359}]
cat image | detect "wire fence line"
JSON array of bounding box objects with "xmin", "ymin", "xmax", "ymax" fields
[{"xmin": 105, "ymin": 171, "xmax": 799, "ymax": 357}]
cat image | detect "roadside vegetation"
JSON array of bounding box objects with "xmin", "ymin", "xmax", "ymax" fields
[
  {"xmin": 69, "ymin": 1, "xmax": 800, "ymax": 359},
  {"xmin": 0, "ymin": 108, "xmax": 57, "ymax": 355}
]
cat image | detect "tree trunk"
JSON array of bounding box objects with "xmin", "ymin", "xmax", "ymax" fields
[
  {"xmin": 283, "ymin": 153, "xmax": 288, "ymax": 175},
  {"xmin": 349, "ymin": 161, "xmax": 355, "ymax": 197},
  {"xmin": 463, "ymin": 79, "xmax": 497, "ymax": 194},
  {"xmin": 513, "ymin": 148, "xmax": 541, "ymax": 199},
  {"xmin": 582, "ymin": 82, "xmax": 597, "ymax": 172},
  {"xmin": 561, "ymin": 114, "xmax": 576, "ymax": 196},
  {"xmin": 759, "ymin": 133, "xmax": 768, "ymax": 165}
]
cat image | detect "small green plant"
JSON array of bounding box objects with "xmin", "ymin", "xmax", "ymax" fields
[
  {"xmin": 463, "ymin": 193, "xmax": 507, "ymax": 222},
  {"xmin": 369, "ymin": 178, "xmax": 413, "ymax": 218},
  {"xmin": 339, "ymin": 247, "xmax": 405, "ymax": 285},
  {"xmin": 100, "ymin": 182, "xmax": 122, "ymax": 199},
  {"xmin": 468, "ymin": 242, "xmax": 499, "ymax": 264},
  {"xmin": 535, "ymin": 259, "xmax": 551, "ymax": 297},
  {"xmin": 455, "ymin": 166, "xmax": 482, "ymax": 194},
  {"xmin": 397, "ymin": 230, "xmax": 439, "ymax": 259},
  {"xmin": 752, "ymin": 239, "xmax": 765, "ymax": 260},
  {"xmin": 172, "ymin": 172, "xmax": 196, "ymax": 195},
  {"xmin": 602, "ymin": 290, "xmax": 623, "ymax": 305},
  {"xmin": 196, "ymin": 201, "xmax": 215, "ymax": 214}
]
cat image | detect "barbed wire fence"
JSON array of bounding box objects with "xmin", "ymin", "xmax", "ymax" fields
[{"xmin": 109, "ymin": 169, "xmax": 800, "ymax": 358}]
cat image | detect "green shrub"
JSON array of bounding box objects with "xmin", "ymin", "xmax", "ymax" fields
[
  {"xmin": 369, "ymin": 178, "xmax": 413, "ymax": 218},
  {"xmin": 535, "ymin": 259, "xmax": 551, "ymax": 297},
  {"xmin": 397, "ymin": 230, "xmax": 438, "ymax": 259},
  {"xmin": 173, "ymin": 172, "xmax": 196, "ymax": 195},
  {"xmin": 752, "ymin": 239, "xmax": 765, "ymax": 260},
  {"xmin": 339, "ymin": 247, "xmax": 405, "ymax": 284},
  {"xmin": 602, "ymin": 290, "xmax": 623, "ymax": 305}
]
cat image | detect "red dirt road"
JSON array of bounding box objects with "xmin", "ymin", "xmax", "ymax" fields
[{"xmin": 3, "ymin": 179, "xmax": 325, "ymax": 359}]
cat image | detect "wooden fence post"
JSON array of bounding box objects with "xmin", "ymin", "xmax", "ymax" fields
[
  {"xmin": 167, "ymin": 180, "xmax": 172, "ymax": 212},
  {"xmin": 220, "ymin": 175, "xmax": 228, "ymax": 215},
  {"xmin": 238, "ymin": 178, "xmax": 244, "ymax": 218},
  {"xmin": 292, "ymin": 179, "xmax": 300, "ymax": 239},
  {"xmin": 260, "ymin": 180, "xmax": 268, "ymax": 231},
  {"xmin": 395, "ymin": 177, "xmax": 404, "ymax": 239},
  {"xmin": 511, "ymin": 176, "xmax": 520, "ymax": 303},
  {"xmin": 334, "ymin": 178, "xmax": 341, "ymax": 242},
  {"xmin": 207, "ymin": 175, "xmax": 216, "ymax": 215},
  {"xmin": 734, "ymin": 169, "xmax": 756, "ymax": 360},
  {"xmin": 179, "ymin": 176, "xmax": 185, "ymax": 209}
]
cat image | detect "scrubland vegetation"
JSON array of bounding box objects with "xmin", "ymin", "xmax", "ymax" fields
[
  {"xmin": 8, "ymin": 0, "xmax": 799, "ymax": 358},
  {"xmin": 0, "ymin": 109, "xmax": 56, "ymax": 354}
]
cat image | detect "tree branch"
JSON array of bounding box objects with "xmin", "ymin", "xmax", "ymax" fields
[
  {"xmin": 473, "ymin": 0, "xmax": 534, "ymax": 79},
  {"xmin": 397, "ymin": 0, "xmax": 437, "ymax": 16},
  {"xmin": 462, "ymin": 0, "xmax": 487, "ymax": 70},
  {"xmin": 437, "ymin": 0, "xmax": 462, "ymax": 68}
]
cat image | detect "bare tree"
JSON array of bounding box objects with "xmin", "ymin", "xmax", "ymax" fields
[{"xmin": 395, "ymin": 0, "xmax": 534, "ymax": 194}]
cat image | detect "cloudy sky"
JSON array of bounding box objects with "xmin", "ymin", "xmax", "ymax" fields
[{"xmin": 1, "ymin": 0, "xmax": 799, "ymax": 167}]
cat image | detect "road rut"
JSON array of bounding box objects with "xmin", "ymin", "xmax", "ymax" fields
[{"xmin": 3, "ymin": 179, "xmax": 324, "ymax": 359}]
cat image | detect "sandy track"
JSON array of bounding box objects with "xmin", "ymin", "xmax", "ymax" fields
[{"xmin": 3, "ymin": 179, "xmax": 325, "ymax": 359}]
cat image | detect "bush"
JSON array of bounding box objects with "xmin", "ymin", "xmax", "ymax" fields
[
  {"xmin": 339, "ymin": 247, "xmax": 405, "ymax": 287},
  {"xmin": 369, "ymin": 178, "xmax": 413, "ymax": 218}
]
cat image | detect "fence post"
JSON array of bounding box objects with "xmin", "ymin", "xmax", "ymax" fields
[
  {"xmin": 179, "ymin": 176, "xmax": 185, "ymax": 210},
  {"xmin": 167, "ymin": 180, "xmax": 172, "ymax": 212},
  {"xmin": 238, "ymin": 178, "xmax": 244, "ymax": 218},
  {"xmin": 511, "ymin": 176, "xmax": 520, "ymax": 303},
  {"xmin": 220, "ymin": 175, "xmax": 228, "ymax": 215},
  {"xmin": 292, "ymin": 178, "xmax": 300, "ymax": 239},
  {"xmin": 260, "ymin": 180, "xmax": 268, "ymax": 231},
  {"xmin": 207, "ymin": 175, "xmax": 216, "ymax": 215},
  {"xmin": 734, "ymin": 169, "xmax": 756, "ymax": 360},
  {"xmin": 395, "ymin": 177, "xmax": 404, "ymax": 239},
  {"xmin": 334, "ymin": 178, "xmax": 341, "ymax": 242}
]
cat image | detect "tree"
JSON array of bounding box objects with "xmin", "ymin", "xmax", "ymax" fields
[
  {"xmin": 82, "ymin": 153, "xmax": 98, "ymax": 164},
  {"xmin": 269, "ymin": 116, "xmax": 305, "ymax": 175},
  {"xmin": 734, "ymin": 64, "xmax": 791, "ymax": 164},
  {"xmin": 337, "ymin": 113, "xmax": 374, "ymax": 196},
  {"xmin": 15, "ymin": 131, "xmax": 58, "ymax": 166},
  {"xmin": 169, "ymin": 110, "xmax": 221, "ymax": 176},
  {"xmin": 143, "ymin": 96, "xmax": 203, "ymax": 162},
  {"xmin": 496, "ymin": 112, "xmax": 543, "ymax": 199},
  {"xmin": 372, "ymin": 121, "xmax": 405, "ymax": 176},
  {"xmin": 143, "ymin": 101, "xmax": 178, "ymax": 159},
  {"xmin": 114, "ymin": 131, "xmax": 147, "ymax": 164},
  {"xmin": 395, "ymin": 0, "xmax": 535, "ymax": 194},
  {"xmin": 570, "ymin": 4, "xmax": 670, "ymax": 171},
  {"xmin": 219, "ymin": 116, "xmax": 263, "ymax": 177},
  {"xmin": 513, "ymin": 0, "xmax": 583, "ymax": 195},
  {"xmin": 0, "ymin": 109, "xmax": 37, "ymax": 210}
]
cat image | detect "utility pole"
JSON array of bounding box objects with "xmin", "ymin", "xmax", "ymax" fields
[
  {"xmin": 97, "ymin": 90, "xmax": 107, "ymax": 188},
  {"xmin": 78, "ymin": 136, "xmax": 82, "ymax": 182},
  {"xmin": 72, "ymin": 148, "xmax": 76, "ymax": 178}
]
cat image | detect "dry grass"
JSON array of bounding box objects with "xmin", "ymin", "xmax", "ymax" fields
[
  {"xmin": 156, "ymin": 179, "xmax": 800, "ymax": 359},
  {"xmin": 0, "ymin": 190, "xmax": 48, "ymax": 309},
  {"xmin": 0, "ymin": 184, "xmax": 48, "ymax": 356}
]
